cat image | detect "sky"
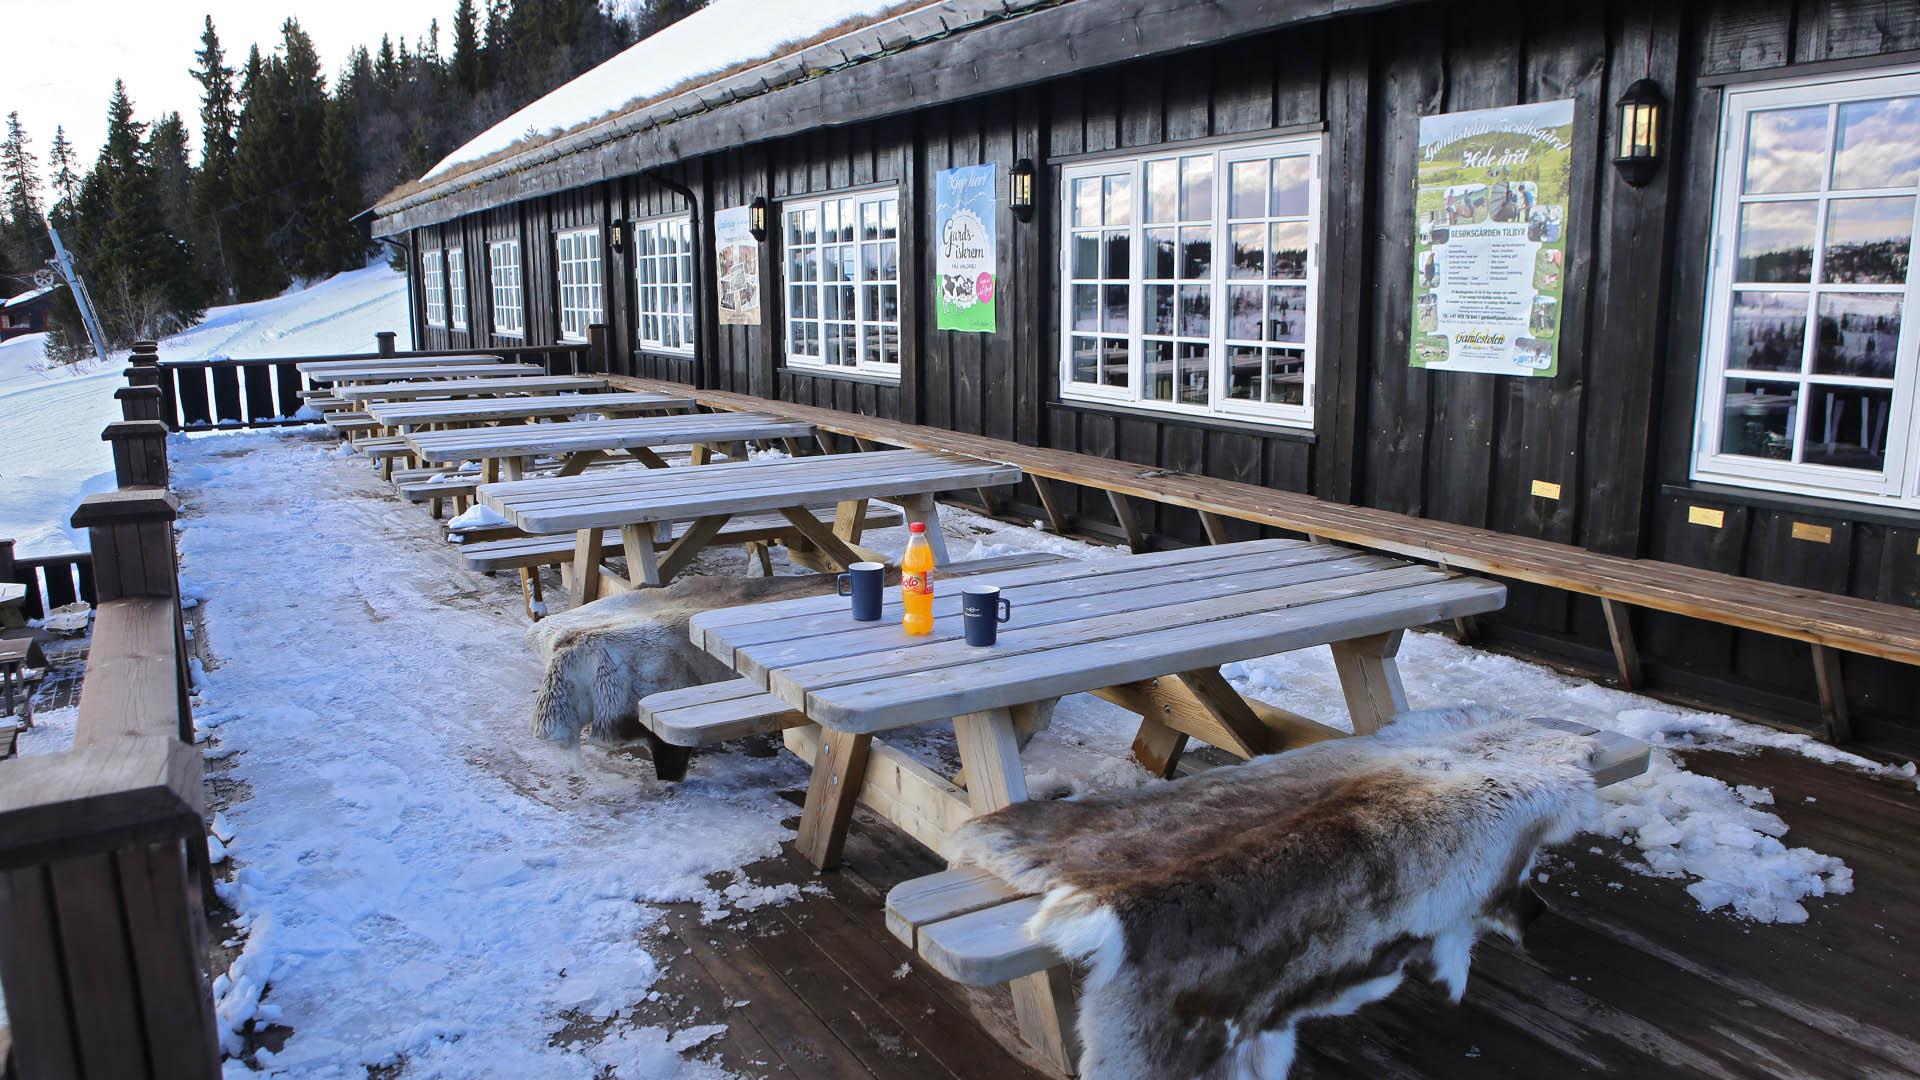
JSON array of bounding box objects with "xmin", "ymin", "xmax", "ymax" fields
[{"xmin": 0, "ymin": 1, "xmax": 452, "ymax": 185}]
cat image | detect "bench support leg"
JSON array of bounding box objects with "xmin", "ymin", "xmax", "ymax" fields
[
  {"xmin": 517, "ymin": 567, "xmax": 545, "ymax": 620},
  {"xmin": 1031, "ymin": 476, "xmax": 1069, "ymax": 535},
  {"xmin": 1330, "ymin": 630, "xmax": 1408, "ymax": 735},
  {"xmin": 1811, "ymin": 644, "xmax": 1852, "ymax": 743},
  {"xmin": 1600, "ymin": 598, "xmax": 1642, "ymax": 690},
  {"xmin": 1107, "ymin": 490, "xmax": 1146, "ymax": 553},
  {"xmin": 1010, "ymin": 966, "xmax": 1081, "ymax": 1077},
  {"xmin": 1199, "ymin": 510, "xmax": 1232, "ymax": 545},
  {"xmin": 643, "ymin": 731, "xmax": 694, "ymax": 782},
  {"xmin": 795, "ymin": 727, "xmax": 872, "ymax": 870},
  {"xmin": 569, "ymin": 528, "xmax": 606, "ymax": 607},
  {"xmin": 622, "ymin": 524, "xmax": 664, "ymax": 588}
]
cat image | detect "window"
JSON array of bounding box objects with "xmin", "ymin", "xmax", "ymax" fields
[
  {"xmin": 555, "ymin": 227, "xmax": 603, "ymax": 342},
  {"xmin": 422, "ymin": 249, "xmax": 446, "ymax": 328},
  {"xmin": 489, "ymin": 240, "xmax": 524, "ymax": 338},
  {"xmin": 634, "ymin": 216, "xmax": 696, "ymax": 354},
  {"xmin": 447, "ymin": 248, "xmax": 468, "ymax": 330},
  {"xmin": 1061, "ymin": 135, "xmax": 1322, "ymax": 427},
  {"xmin": 1696, "ymin": 70, "xmax": 1920, "ymax": 508},
  {"xmin": 783, "ymin": 189, "xmax": 900, "ymax": 377}
]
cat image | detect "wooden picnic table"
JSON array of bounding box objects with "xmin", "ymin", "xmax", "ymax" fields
[
  {"xmin": 0, "ymin": 583, "xmax": 25, "ymax": 630},
  {"xmin": 334, "ymin": 374, "xmax": 610, "ymax": 402},
  {"xmin": 480, "ymin": 448, "xmax": 1022, "ymax": 601},
  {"xmin": 687, "ymin": 537, "xmax": 1507, "ymax": 867},
  {"xmin": 364, "ymin": 391, "xmax": 691, "ymax": 430},
  {"xmin": 403, "ymin": 411, "xmax": 815, "ymax": 481},
  {"xmin": 306, "ymin": 362, "xmax": 544, "ymax": 384},
  {"xmin": 294, "ymin": 353, "xmax": 504, "ymax": 374}
]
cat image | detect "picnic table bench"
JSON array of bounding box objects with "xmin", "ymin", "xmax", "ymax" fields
[
  {"xmin": 333, "ymin": 374, "xmax": 610, "ymax": 402},
  {"xmin": 364, "ymin": 391, "xmax": 691, "ymax": 431},
  {"xmin": 293, "ymin": 352, "xmax": 505, "ymax": 374},
  {"xmin": 403, "ymin": 411, "xmax": 814, "ymax": 481},
  {"xmin": 481, "ymin": 448, "xmax": 1022, "ymax": 603},
  {"xmin": 305, "ymin": 362, "xmax": 544, "ymax": 385}
]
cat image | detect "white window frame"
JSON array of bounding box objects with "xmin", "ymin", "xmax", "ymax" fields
[
  {"xmin": 422, "ymin": 248, "xmax": 446, "ymax": 328},
  {"xmin": 633, "ymin": 215, "xmax": 697, "ymax": 356},
  {"xmin": 488, "ymin": 240, "xmax": 524, "ymax": 338},
  {"xmin": 1693, "ymin": 67, "xmax": 1920, "ymax": 509},
  {"xmin": 447, "ymin": 247, "xmax": 468, "ymax": 330},
  {"xmin": 555, "ymin": 227, "xmax": 604, "ymax": 343},
  {"xmin": 781, "ymin": 187, "xmax": 902, "ymax": 379},
  {"xmin": 1059, "ymin": 134, "xmax": 1324, "ymax": 429}
]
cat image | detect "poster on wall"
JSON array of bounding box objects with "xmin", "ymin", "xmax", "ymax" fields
[
  {"xmin": 715, "ymin": 206, "xmax": 760, "ymax": 326},
  {"xmin": 1410, "ymin": 99, "xmax": 1575, "ymax": 377},
  {"xmin": 935, "ymin": 163, "xmax": 997, "ymax": 333}
]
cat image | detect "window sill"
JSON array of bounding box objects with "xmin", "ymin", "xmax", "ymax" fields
[
  {"xmin": 1661, "ymin": 480, "xmax": 1920, "ymax": 529},
  {"xmin": 778, "ymin": 365, "xmax": 901, "ymax": 387},
  {"xmin": 1053, "ymin": 396, "xmax": 1317, "ymax": 443}
]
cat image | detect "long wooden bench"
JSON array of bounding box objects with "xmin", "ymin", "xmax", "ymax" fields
[
  {"xmin": 886, "ymin": 718, "xmax": 1651, "ymax": 997},
  {"xmin": 611, "ymin": 376, "xmax": 1919, "ymax": 743}
]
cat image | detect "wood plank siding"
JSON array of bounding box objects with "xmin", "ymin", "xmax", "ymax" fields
[{"xmin": 392, "ymin": 0, "xmax": 1920, "ymax": 742}]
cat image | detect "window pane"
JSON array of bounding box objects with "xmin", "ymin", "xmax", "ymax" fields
[
  {"xmin": 1227, "ymin": 284, "xmax": 1262, "ymax": 340},
  {"xmin": 1744, "ymin": 106, "xmax": 1829, "ymax": 194},
  {"xmin": 1147, "ymin": 160, "xmax": 1178, "ymax": 223},
  {"xmin": 1720, "ymin": 379, "xmax": 1799, "ymax": 459},
  {"xmin": 1179, "ymin": 343, "xmax": 1209, "ymax": 405},
  {"xmin": 881, "ymin": 326, "xmax": 900, "ymax": 365},
  {"xmin": 1179, "ymin": 226, "xmax": 1212, "ymax": 279},
  {"xmin": 1102, "ymin": 283, "xmax": 1129, "ymax": 333},
  {"xmin": 862, "ymin": 201, "xmax": 881, "ymax": 240},
  {"xmin": 1814, "ymin": 293, "xmax": 1901, "ymax": 378},
  {"xmin": 1071, "ymin": 233, "xmax": 1100, "ymax": 278},
  {"xmin": 1271, "ymin": 156, "xmax": 1312, "ymax": 217},
  {"xmin": 1071, "ymin": 337, "xmax": 1098, "ymax": 383},
  {"xmin": 1179, "ymin": 155, "xmax": 1213, "ymax": 221},
  {"xmin": 1103, "ymin": 232, "xmax": 1130, "ymax": 279},
  {"xmin": 1832, "ymin": 97, "xmax": 1920, "ymax": 190},
  {"xmin": 880, "ymin": 285, "xmax": 899, "ymax": 322},
  {"xmin": 1104, "ymin": 175, "xmax": 1133, "ymax": 227},
  {"xmin": 1228, "ymin": 345, "xmax": 1262, "ymax": 400},
  {"xmin": 1145, "ymin": 284, "xmax": 1175, "ymax": 336},
  {"xmin": 1230, "ymin": 161, "xmax": 1267, "ymax": 219},
  {"xmin": 1074, "ymin": 177, "xmax": 1102, "ymax": 227},
  {"xmin": 881, "ymin": 199, "xmax": 899, "ymax": 239},
  {"xmin": 1229, "ymin": 224, "xmax": 1265, "ymax": 279},
  {"xmin": 1801, "ymin": 385, "xmax": 1892, "ymax": 470},
  {"xmin": 1270, "ymin": 222, "xmax": 1310, "ymax": 279},
  {"xmin": 1178, "ymin": 284, "xmax": 1210, "ymax": 337},
  {"xmin": 1267, "ymin": 285, "xmax": 1307, "ymax": 343},
  {"xmin": 1072, "ymin": 285, "xmax": 1098, "ymax": 331},
  {"xmin": 1736, "ymin": 202, "xmax": 1817, "ymax": 282},
  {"xmin": 1269, "ymin": 348, "xmax": 1307, "ymax": 405},
  {"xmin": 1822, "ymin": 196, "xmax": 1912, "ymax": 284},
  {"xmin": 1144, "ymin": 340, "xmax": 1175, "ymax": 400},
  {"xmin": 1146, "ymin": 228, "xmax": 1177, "ymax": 278},
  {"xmin": 1100, "ymin": 338, "xmax": 1130, "ymax": 387},
  {"xmin": 1726, "ymin": 290, "xmax": 1808, "ymax": 372}
]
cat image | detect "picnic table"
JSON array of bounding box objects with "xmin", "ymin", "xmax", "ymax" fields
[
  {"xmin": 333, "ymin": 375, "xmax": 610, "ymax": 402},
  {"xmin": 305, "ymin": 362, "xmax": 544, "ymax": 385},
  {"xmin": 0, "ymin": 583, "xmax": 25, "ymax": 630},
  {"xmin": 364, "ymin": 391, "xmax": 692, "ymax": 432},
  {"xmin": 293, "ymin": 353, "xmax": 504, "ymax": 374},
  {"xmin": 686, "ymin": 537, "xmax": 1507, "ymax": 869},
  {"xmin": 480, "ymin": 448, "xmax": 1022, "ymax": 601},
  {"xmin": 403, "ymin": 411, "xmax": 815, "ymax": 481}
]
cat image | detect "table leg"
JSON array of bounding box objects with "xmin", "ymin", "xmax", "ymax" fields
[
  {"xmin": 629, "ymin": 446, "xmax": 672, "ymax": 469},
  {"xmin": 831, "ymin": 498, "xmax": 871, "ymax": 547},
  {"xmin": 621, "ymin": 524, "xmax": 663, "ymax": 587},
  {"xmin": 656, "ymin": 514, "xmax": 733, "ymax": 583},
  {"xmin": 795, "ymin": 727, "xmax": 871, "ymax": 869},
  {"xmin": 898, "ymin": 494, "xmax": 952, "ymax": 565},
  {"xmin": 501, "ymin": 456, "xmax": 526, "ymax": 482},
  {"xmin": 1330, "ymin": 630, "xmax": 1409, "ymax": 735},
  {"xmin": 569, "ymin": 528, "xmax": 606, "ymax": 607},
  {"xmin": 775, "ymin": 506, "xmax": 873, "ymax": 571},
  {"xmin": 556, "ymin": 450, "xmax": 602, "ymax": 477}
]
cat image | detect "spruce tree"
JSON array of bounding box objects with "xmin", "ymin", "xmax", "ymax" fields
[
  {"xmin": 0, "ymin": 112, "xmax": 51, "ymax": 283},
  {"xmin": 48, "ymin": 126, "xmax": 79, "ymax": 218},
  {"xmin": 229, "ymin": 47, "xmax": 290, "ymax": 299},
  {"xmin": 191, "ymin": 15, "xmax": 238, "ymax": 299},
  {"xmin": 452, "ymin": 0, "xmax": 481, "ymax": 95},
  {"xmin": 313, "ymin": 97, "xmax": 366, "ymax": 274}
]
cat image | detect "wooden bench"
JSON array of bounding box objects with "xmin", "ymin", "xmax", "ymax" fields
[
  {"xmin": 0, "ymin": 719, "xmax": 21, "ymax": 759},
  {"xmin": 396, "ymin": 452, "xmax": 704, "ymax": 515},
  {"xmin": 609, "ymin": 376, "xmax": 1919, "ymax": 743},
  {"xmin": 885, "ymin": 719, "xmax": 1651, "ymax": 995},
  {"xmin": 0, "ymin": 636, "xmax": 48, "ymax": 726},
  {"xmin": 325, "ymin": 411, "xmax": 378, "ymax": 432}
]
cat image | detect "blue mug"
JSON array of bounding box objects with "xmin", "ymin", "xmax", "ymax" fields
[
  {"xmin": 836, "ymin": 561, "xmax": 885, "ymax": 621},
  {"xmin": 962, "ymin": 585, "xmax": 1012, "ymax": 646}
]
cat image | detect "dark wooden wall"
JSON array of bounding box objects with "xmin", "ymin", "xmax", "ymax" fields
[{"xmin": 402, "ymin": 0, "xmax": 1920, "ymax": 739}]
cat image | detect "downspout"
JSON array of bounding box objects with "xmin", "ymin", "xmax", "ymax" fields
[{"xmin": 641, "ymin": 168, "xmax": 709, "ymax": 391}]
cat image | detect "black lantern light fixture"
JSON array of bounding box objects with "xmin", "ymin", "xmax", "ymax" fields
[
  {"xmin": 1009, "ymin": 159, "xmax": 1036, "ymax": 222},
  {"xmin": 1613, "ymin": 78, "xmax": 1665, "ymax": 187},
  {"xmin": 748, "ymin": 196, "xmax": 769, "ymax": 242},
  {"xmin": 609, "ymin": 217, "xmax": 628, "ymax": 254}
]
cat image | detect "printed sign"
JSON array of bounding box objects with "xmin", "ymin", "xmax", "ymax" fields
[
  {"xmin": 1410, "ymin": 100, "xmax": 1575, "ymax": 377},
  {"xmin": 935, "ymin": 163, "xmax": 997, "ymax": 333},
  {"xmin": 715, "ymin": 206, "xmax": 760, "ymax": 326}
]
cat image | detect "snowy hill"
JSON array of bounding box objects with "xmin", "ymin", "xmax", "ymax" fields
[{"xmin": 0, "ymin": 265, "xmax": 407, "ymax": 556}]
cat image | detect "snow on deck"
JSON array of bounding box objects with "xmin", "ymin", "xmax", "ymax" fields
[{"xmin": 171, "ymin": 426, "xmax": 1900, "ymax": 1074}]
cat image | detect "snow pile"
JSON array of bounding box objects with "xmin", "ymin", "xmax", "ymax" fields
[{"xmin": 425, "ymin": 0, "xmax": 918, "ymax": 180}]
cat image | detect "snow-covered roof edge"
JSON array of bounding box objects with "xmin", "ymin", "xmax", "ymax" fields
[
  {"xmin": 374, "ymin": 0, "xmax": 1052, "ymax": 220},
  {"xmin": 3, "ymin": 286, "xmax": 54, "ymax": 308}
]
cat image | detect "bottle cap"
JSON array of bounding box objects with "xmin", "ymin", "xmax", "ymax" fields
[{"xmin": 909, "ymin": 522, "xmax": 926, "ymax": 533}]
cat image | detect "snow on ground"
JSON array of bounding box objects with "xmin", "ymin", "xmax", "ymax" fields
[
  {"xmin": 0, "ymin": 265, "xmax": 407, "ymax": 557},
  {"xmin": 427, "ymin": 0, "xmax": 916, "ymax": 179}
]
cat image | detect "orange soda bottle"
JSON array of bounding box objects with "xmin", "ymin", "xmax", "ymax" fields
[{"xmin": 901, "ymin": 522, "xmax": 935, "ymax": 635}]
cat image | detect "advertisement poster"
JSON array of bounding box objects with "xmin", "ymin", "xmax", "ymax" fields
[
  {"xmin": 1410, "ymin": 99, "xmax": 1575, "ymax": 377},
  {"xmin": 714, "ymin": 206, "xmax": 760, "ymax": 326},
  {"xmin": 935, "ymin": 163, "xmax": 997, "ymax": 333}
]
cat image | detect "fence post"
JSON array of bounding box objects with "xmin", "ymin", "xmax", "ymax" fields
[
  {"xmin": 586, "ymin": 323, "xmax": 609, "ymax": 376},
  {"xmin": 0, "ymin": 538, "xmax": 12, "ymax": 591},
  {"xmin": 70, "ymin": 490, "xmax": 180, "ymax": 607},
  {"xmin": 115, "ymin": 383, "xmax": 165, "ymax": 423},
  {"xmin": 376, "ymin": 331, "xmax": 397, "ymax": 356},
  {"xmin": 103, "ymin": 420, "xmax": 171, "ymax": 489}
]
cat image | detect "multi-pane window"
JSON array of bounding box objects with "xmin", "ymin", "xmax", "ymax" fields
[
  {"xmin": 447, "ymin": 248, "xmax": 468, "ymax": 330},
  {"xmin": 634, "ymin": 217, "xmax": 696, "ymax": 354},
  {"xmin": 489, "ymin": 240, "xmax": 524, "ymax": 338},
  {"xmin": 783, "ymin": 189, "xmax": 901, "ymax": 376},
  {"xmin": 555, "ymin": 227, "xmax": 603, "ymax": 342},
  {"xmin": 422, "ymin": 249, "xmax": 446, "ymax": 328},
  {"xmin": 1696, "ymin": 71, "xmax": 1920, "ymax": 508},
  {"xmin": 1061, "ymin": 135, "xmax": 1322, "ymax": 427}
]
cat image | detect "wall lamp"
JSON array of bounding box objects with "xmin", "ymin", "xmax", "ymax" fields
[
  {"xmin": 1009, "ymin": 159, "xmax": 1036, "ymax": 222},
  {"xmin": 609, "ymin": 217, "xmax": 628, "ymax": 254},
  {"xmin": 1613, "ymin": 78, "xmax": 1665, "ymax": 187},
  {"xmin": 748, "ymin": 197, "xmax": 769, "ymax": 242}
]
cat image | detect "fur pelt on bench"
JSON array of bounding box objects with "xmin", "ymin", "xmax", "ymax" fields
[
  {"xmin": 943, "ymin": 706, "xmax": 1600, "ymax": 1080},
  {"xmin": 525, "ymin": 574, "xmax": 836, "ymax": 745}
]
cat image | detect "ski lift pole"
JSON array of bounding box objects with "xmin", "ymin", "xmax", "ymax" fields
[{"xmin": 46, "ymin": 223, "xmax": 112, "ymax": 361}]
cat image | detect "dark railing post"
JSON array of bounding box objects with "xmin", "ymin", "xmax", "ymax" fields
[
  {"xmin": 376, "ymin": 331, "xmax": 397, "ymax": 356},
  {"xmin": 115, "ymin": 384, "xmax": 164, "ymax": 423},
  {"xmin": 0, "ymin": 538, "xmax": 13, "ymax": 599},
  {"xmin": 70, "ymin": 489, "xmax": 180, "ymax": 608},
  {"xmin": 103, "ymin": 420, "xmax": 171, "ymax": 488}
]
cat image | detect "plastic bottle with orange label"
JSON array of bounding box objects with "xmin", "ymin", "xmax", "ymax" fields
[{"xmin": 901, "ymin": 522, "xmax": 935, "ymax": 635}]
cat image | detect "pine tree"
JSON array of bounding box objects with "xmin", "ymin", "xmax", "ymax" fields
[
  {"xmin": 452, "ymin": 0, "xmax": 481, "ymax": 95},
  {"xmin": 280, "ymin": 19, "xmax": 333, "ymax": 279},
  {"xmin": 313, "ymin": 96, "xmax": 366, "ymax": 273},
  {"xmin": 190, "ymin": 15, "xmax": 238, "ymax": 298},
  {"xmin": 1, "ymin": 112, "xmax": 52, "ymax": 284},
  {"xmin": 48, "ymin": 126, "xmax": 79, "ymax": 215},
  {"xmin": 228, "ymin": 46, "xmax": 289, "ymax": 299},
  {"xmin": 147, "ymin": 112, "xmax": 208, "ymax": 311}
]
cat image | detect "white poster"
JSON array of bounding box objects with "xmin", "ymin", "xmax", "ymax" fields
[{"xmin": 715, "ymin": 206, "xmax": 760, "ymax": 326}]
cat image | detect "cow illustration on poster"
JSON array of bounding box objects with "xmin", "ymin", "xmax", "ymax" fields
[
  {"xmin": 1410, "ymin": 100, "xmax": 1575, "ymax": 376},
  {"xmin": 936, "ymin": 163, "xmax": 997, "ymax": 333}
]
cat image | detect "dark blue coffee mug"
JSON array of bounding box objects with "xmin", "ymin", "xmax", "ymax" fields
[
  {"xmin": 836, "ymin": 561, "xmax": 885, "ymax": 621},
  {"xmin": 962, "ymin": 585, "xmax": 1012, "ymax": 646}
]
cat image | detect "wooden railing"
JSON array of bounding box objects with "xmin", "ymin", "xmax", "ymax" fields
[
  {"xmin": 150, "ymin": 331, "xmax": 600, "ymax": 431},
  {"xmin": 0, "ymin": 359, "xmax": 221, "ymax": 1077},
  {"xmin": 0, "ymin": 543, "xmax": 94, "ymax": 621}
]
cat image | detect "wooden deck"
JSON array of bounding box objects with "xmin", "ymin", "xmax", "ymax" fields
[{"xmin": 630, "ymin": 743, "xmax": 1920, "ymax": 1078}]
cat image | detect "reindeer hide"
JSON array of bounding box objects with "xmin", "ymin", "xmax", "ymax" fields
[{"xmin": 942, "ymin": 707, "xmax": 1601, "ymax": 1079}]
